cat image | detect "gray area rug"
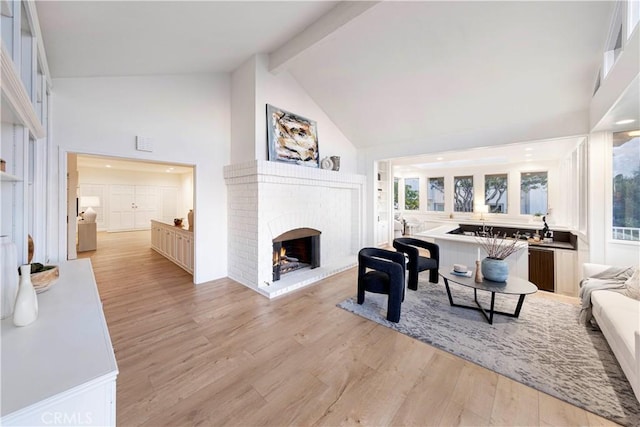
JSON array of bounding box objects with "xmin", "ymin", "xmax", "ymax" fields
[{"xmin": 338, "ymin": 280, "xmax": 640, "ymax": 426}]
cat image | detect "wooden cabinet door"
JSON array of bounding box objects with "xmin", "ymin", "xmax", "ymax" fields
[{"xmin": 529, "ymin": 248, "xmax": 554, "ymax": 292}]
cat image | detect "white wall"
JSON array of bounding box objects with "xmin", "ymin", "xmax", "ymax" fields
[
  {"xmin": 230, "ymin": 56, "xmax": 257, "ymax": 162},
  {"xmin": 255, "ymin": 54, "xmax": 358, "ymax": 173},
  {"xmin": 78, "ymin": 166, "xmax": 192, "ymax": 231},
  {"xmin": 230, "ymin": 54, "xmax": 358, "ymax": 173},
  {"xmin": 50, "ymin": 74, "xmax": 230, "ymax": 284}
]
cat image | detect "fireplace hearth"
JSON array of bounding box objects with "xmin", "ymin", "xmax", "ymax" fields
[{"xmin": 273, "ymin": 228, "xmax": 320, "ymax": 281}]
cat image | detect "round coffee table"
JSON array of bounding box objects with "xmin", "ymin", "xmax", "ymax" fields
[{"xmin": 440, "ymin": 266, "xmax": 538, "ymax": 324}]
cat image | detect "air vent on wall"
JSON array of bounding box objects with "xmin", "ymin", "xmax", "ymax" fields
[{"xmin": 136, "ymin": 136, "xmax": 154, "ymax": 152}]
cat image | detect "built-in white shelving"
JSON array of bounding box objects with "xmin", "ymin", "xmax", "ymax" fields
[
  {"xmin": 1, "ymin": 0, "xmax": 51, "ymax": 265},
  {"xmin": 376, "ymin": 160, "xmax": 390, "ymax": 245}
]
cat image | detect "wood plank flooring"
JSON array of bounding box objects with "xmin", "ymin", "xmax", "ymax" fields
[{"xmin": 80, "ymin": 231, "xmax": 618, "ymax": 426}]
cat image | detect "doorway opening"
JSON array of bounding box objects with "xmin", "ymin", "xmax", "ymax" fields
[{"xmin": 67, "ymin": 153, "xmax": 195, "ymax": 278}]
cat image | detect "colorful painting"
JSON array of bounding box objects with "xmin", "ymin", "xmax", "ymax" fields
[{"xmin": 266, "ymin": 104, "xmax": 319, "ymax": 167}]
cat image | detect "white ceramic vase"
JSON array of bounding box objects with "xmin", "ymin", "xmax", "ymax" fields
[
  {"xmin": 1, "ymin": 236, "xmax": 19, "ymax": 319},
  {"xmin": 13, "ymin": 264, "xmax": 38, "ymax": 327}
]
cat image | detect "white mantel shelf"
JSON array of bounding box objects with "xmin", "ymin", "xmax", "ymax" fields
[
  {"xmin": 1, "ymin": 259, "xmax": 118, "ymax": 426},
  {"xmin": 224, "ymin": 160, "xmax": 365, "ymax": 186}
]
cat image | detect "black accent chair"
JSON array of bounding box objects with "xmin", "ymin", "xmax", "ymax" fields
[
  {"xmin": 357, "ymin": 247, "xmax": 406, "ymax": 323},
  {"xmin": 392, "ymin": 237, "xmax": 439, "ymax": 291}
]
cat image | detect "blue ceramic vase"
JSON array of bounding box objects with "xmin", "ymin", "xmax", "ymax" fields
[{"xmin": 481, "ymin": 257, "xmax": 508, "ymax": 282}]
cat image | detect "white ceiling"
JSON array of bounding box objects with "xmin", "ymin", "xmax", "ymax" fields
[
  {"xmin": 287, "ymin": 1, "xmax": 614, "ymax": 148},
  {"xmin": 36, "ymin": 1, "xmax": 626, "ymax": 157},
  {"xmin": 36, "ymin": 1, "xmax": 338, "ymax": 76},
  {"xmin": 392, "ymin": 136, "xmax": 583, "ymax": 173}
]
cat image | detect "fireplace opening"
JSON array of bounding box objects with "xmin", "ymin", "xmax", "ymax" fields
[{"xmin": 273, "ymin": 228, "xmax": 320, "ymax": 282}]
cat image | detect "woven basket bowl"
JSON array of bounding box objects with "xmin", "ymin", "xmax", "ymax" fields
[{"xmin": 31, "ymin": 265, "xmax": 59, "ymax": 293}]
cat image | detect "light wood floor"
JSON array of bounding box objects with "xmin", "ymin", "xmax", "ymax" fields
[{"xmin": 80, "ymin": 231, "xmax": 617, "ymax": 426}]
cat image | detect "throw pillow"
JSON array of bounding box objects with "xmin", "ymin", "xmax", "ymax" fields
[{"xmin": 623, "ymin": 267, "xmax": 640, "ymax": 300}]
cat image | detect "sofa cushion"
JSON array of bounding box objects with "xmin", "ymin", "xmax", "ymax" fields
[{"xmin": 592, "ymin": 290, "xmax": 640, "ymax": 377}]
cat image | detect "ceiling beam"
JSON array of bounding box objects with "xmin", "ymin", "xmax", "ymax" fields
[{"xmin": 268, "ymin": 1, "xmax": 379, "ymax": 74}]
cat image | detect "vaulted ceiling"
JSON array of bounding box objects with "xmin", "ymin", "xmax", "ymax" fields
[{"xmin": 36, "ymin": 1, "xmax": 616, "ymax": 151}]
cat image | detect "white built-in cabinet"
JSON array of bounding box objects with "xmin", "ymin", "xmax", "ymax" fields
[
  {"xmin": 376, "ymin": 160, "xmax": 390, "ymax": 245},
  {"xmin": 109, "ymin": 185, "xmax": 160, "ymax": 231},
  {"xmin": 79, "ymin": 183, "xmax": 179, "ymax": 232},
  {"xmin": 151, "ymin": 220, "xmax": 193, "ymax": 274},
  {"xmin": 1, "ymin": 0, "xmax": 51, "ymax": 265},
  {"xmin": 554, "ymin": 248, "xmax": 578, "ymax": 296},
  {"xmin": 1, "ymin": 260, "xmax": 118, "ymax": 426}
]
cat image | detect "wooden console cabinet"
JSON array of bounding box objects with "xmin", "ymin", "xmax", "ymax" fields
[
  {"xmin": 150, "ymin": 220, "xmax": 194, "ymax": 274},
  {"xmin": 1, "ymin": 259, "xmax": 118, "ymax": 426}
]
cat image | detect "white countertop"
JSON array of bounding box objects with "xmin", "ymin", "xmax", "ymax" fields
[
  {"xmin": 417, "ymin": 225, "xmax": 529, "ymax": 248},
  {"xmin": 151, "ymin": 219, "xmax": 193, "ymax": 232},
  {"xmin": 416, "ymin": 224, "xmax": 577, "ymax": 250},
  {"xmin": 1, "ymin": 259, "xmax": 118, "ymax": 418},
  {"xmin": 412, "ymin": 216, "xmax": 573, "ymax": 232}
]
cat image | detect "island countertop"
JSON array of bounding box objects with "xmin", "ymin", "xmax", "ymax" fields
[{"xmin": 416, "ymin": 224, "xmax": 575, "ymax": 250}]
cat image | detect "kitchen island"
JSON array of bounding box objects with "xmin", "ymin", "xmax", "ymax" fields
[
  {"xmin": 416, "ymin": 222, "xmax": 579, "ymax": 295},
  {"xmin": 416, "ymin": 225, "xmax": 529, "ymax": 281}
]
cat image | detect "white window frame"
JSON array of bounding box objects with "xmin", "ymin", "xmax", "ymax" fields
[
  {"xmin": 628, "ymin": 0, "xmax": 640, "ymax": 39},
  {"xmin": 603, "ymin": 2, "xmax": 624, "ymax": 78}
]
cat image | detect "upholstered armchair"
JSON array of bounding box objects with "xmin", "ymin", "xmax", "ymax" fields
[
  {"xmin": 357, "ymin": 247, "xmax": 406, "ymax": 323},
  {"xmin": 393, "ymin": 237, "xmax": 439, "ymax": 290}
]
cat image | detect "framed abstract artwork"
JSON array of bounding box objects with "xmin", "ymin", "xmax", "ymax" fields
[{"xmin": 266, "ymin": 104, "xmax": 319, "ymax": 168}]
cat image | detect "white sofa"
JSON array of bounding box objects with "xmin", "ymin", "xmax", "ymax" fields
[{"xmin": 584, "ymin": 263, "xmax": 640, "ymax": 403}]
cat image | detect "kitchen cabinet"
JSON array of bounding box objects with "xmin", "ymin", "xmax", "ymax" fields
[
  {"xmin": 150, "ymin": 220, "xmax": 193, "ymax": 274},
  {"xmin": 554, "ymin": 248, "xmax": 578, "ymax": 296},
  {"xmin": 528, "ymin": 246, "xmax": 578, "ymax": 296},
  {"xmin": 528, "ymin": 247, "xmax": 555, "ymax": 292}
]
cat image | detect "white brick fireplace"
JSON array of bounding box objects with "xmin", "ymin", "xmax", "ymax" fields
[{"xmin": 224, "ymin": 160, "xmax": 366, "ymax": 298}]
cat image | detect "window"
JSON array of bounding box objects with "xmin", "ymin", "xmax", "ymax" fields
[
  {"xmin": 454, "ymin": 176, "xmax": 473, "ymax": 212},
  {"xmin": 485, "ymin": 174, "xmax": 508, "ymax": 213},
  {"xmin": 404, "ymin": 178, "xmax": 419, "ymax": 210},
  {"xmin": 1, "ymin": 0, "xmax": 14, "ymax": 59},
  {"xmin": 612, "ymin": 131, "xmax": 640, "ymax": 241},
  {"xmin": 427, "ymin": 177, "xmax": 444, "ymax": 211},
  {"xmin": 521, "ymin": 172, "xmax": 548, "ymax": 215}
]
